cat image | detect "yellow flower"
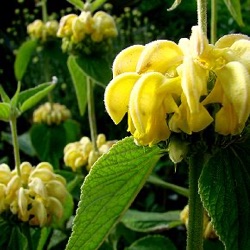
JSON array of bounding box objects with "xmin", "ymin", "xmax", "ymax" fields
[
  {"xmin": 0, "ymin": 162, "xmax": 70, "ymax": 227},
  {"xmin": 186, "ymin": 26, "xmax": 250, "ymax": 135},
  {"xmin": 57, "ymin": 14, "xmax": 78, "ymax": 38},
  {"xmin": 91, "ymin": 11, "xmax": 118, "ymax": 42},
  {"xmin": 104, "ymin": 25, "xmax": 250, "ymax": 146}
]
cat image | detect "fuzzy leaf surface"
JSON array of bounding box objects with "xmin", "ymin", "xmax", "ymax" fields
[
  {"xmin": 199, "ymin": 146, "xmax": 250, "ymax": 250},
  {"xmin": 66, "ymin": 137, "xmax": 162, "ymax": 250}
]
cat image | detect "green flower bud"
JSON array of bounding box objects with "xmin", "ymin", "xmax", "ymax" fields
[{"xmin": 168, "ymin": 137, "xmax": 188, "ymax": 164}]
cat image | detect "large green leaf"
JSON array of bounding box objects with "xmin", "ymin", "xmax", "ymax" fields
[
  {"xmin": 223, "ymin": 0, "xmax": 244, "ymax": 26},
  {"xmin": 67, "ymin": 55, "xmax": 88, "ymax": 116},
  {"xmin": 18, "ymin": 82, "xmax": 56, "ymax": 113},
  {"xmin": 126, "ymin": 235, "xmax": 177, "ymax": 250},
  {"xmin": 75, "ymin": 54, "xmax": 112, "ymax": 85},
  {"xmin": 14, "ymin": 40, "xmax": 37, "ymax": 81},
  {"xmin": 66, "ymin": 137, "xmax": 162, "ymax": 250},
  {"xmin": 121, "ymin": 209, "xmax": 182, "ymax": 233},
  {"xmin": 30, "ymin": 123, "xmax": 67, "ymax": 169},
  {"xmin": 199, "ymin": 146, "xmax": 250, "ymax": 250},
  {"xmin": 0, "ymin": 103, "xmax": 11, "ymax": 122}
]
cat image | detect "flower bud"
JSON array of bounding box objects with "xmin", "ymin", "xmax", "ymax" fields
[{"xmin": 168, "ymin": 137, "xmax": 188, "ymax": 164}]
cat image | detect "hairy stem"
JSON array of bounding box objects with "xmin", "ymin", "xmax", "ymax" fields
[
  {"xmin": 210, "ymin": 0, "xmax": 217, "ymax": 44},
  {"xmin": 87, "ymin": 77, "xmax": 98, "ymax": 152},
  {"xmin": 197, "ymin": 0, "xmax": 208, "ymax": 36},
  {"xmin": 186, "ymin": 153, "xmax": 204, "ymax": 250},
  {"xmin": 10, "ymin": 116, "xmax": 21, "ymax": 177}
]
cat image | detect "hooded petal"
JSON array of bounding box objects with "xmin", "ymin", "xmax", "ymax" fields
[
  {"xmin": 112, "ymin": 45, "xmax": 144, "ymax": 77},
  {"xmin": 136, "ymin": 40, "xmax": 183, "ymax": 74},
  {"xmin": 104, "ymin": 72, "xmax": 140, "ymax": 124},
  {"xmin": 129, "ymin": 72, "xmax": 170, "ymax": 145},
  {"xmin": 216, "ymin": 61, "xmax": 250, "ymax": 124},
  {"xmin": 215, "ymin": 34, "xmax": 250, "ymax": 48},
  {"xmin": 178, "ymin": 56, "xmax": 208, "ymax": 113},
  {"xmin": 215, "ymin": 103, "xmax": 239, "ymax": 135},
  {"xmin": 230, "ymin": 39, "xmax": 250, "ymax": 71}
]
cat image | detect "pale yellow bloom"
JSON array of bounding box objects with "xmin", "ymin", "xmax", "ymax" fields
[
  {"xmin": 57, "ymin": 14, "xmax": 78, "ymax": 38},
  {"xmin": 104, "ymin": 25, "xmax": 250, "ymax": 146},
  {"xmin": 0, "ymin": 162, "xmax": 70, "ymax": 227},
  {"xmin": 33, "ymin": 102, "xmax": 71, "ymax": 125},
  {"xmin": 64, "ymin": 134, "xmax": 116, "ymax": 171}
]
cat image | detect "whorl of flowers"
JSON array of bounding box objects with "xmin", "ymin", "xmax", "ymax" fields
[
  {"xmin": 104, "ymin": 25, "xmax": 250, "ymax": 146},
  {"xmin": 57, "ymin": 10, "xmax": 118, "ymax": 54},
  {"xmin": 33, "ymin": 102, "xmax": 71, "ymax": 125},
  {"xmin": 27, "ymin": 19, "xmax": 59, "ymax": 42},
  {"xmin": 0, "ymin": 162, "xmax": 69, "ymax": 227},
  {"xmin": 64, "ymin": 134, "xmax": 116, "ymax": 171}
]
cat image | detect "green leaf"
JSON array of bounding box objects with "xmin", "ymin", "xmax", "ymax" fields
[
  {"xmin": 199, "ymin": 147, "xmax": 250, "ymax": 250},
  {"xmin": 91, "ymin": 0, "xmax": 108, "ymax": 12},
  {"xmin": 0, "ymin": 103, "xmax": 11, "ymax": 122},
  {"xmin": 0, "ymin": 217, "xmax": 12, "ymax": 247},
  {"xmin": 1, "ymin": 131, "xmax": 36, "ymax": 156},
  {"xmin": 126, "ymin": 235, "xmax": 177, "ymax": 250},
  {"xmin": 75, "ymin": 55, "xmax": 112, "ymax": 85},
  {"xmin": 66, "ymin": 0, "xmax": 84, "ymax": 10},
  {"xmin": 36, "ymin": 227, "xmax": 52, "ymax": 250},
  {"xmin": 18, "ymin": 82, "xmax": 56, "ymax": 113},
  {"xmin": 121, "ymin": 209, "xmax": 182, "ymax": 233},
  {"xmin": 30, "ymin": 123, "xmax": 67, "ymax": 169},
  {"xmin": 63, "ymin": 119, "xmax": 81, "ymax": 142},
  {"xmin": 8, "ymin": 226, "xmax": 28, "ymax": 250},
  {"xmin": 14, "ymin": 40, "xmax": 37, "ymax": 81},
  {"xmin": 223, "ymin": 0, "xmax": 244, "ymax": 26},
  {"xmin": 11, "ymin": 81, "xmax": 21, "ymax": 108},
  {"xmin": 0, "ymin": 85, "xmax": 11, "ymax": 103},
  {"xmin": 67, "ymin": 55, "xmax": 88, "ymax": 116},
  {"xmin": 66, "ymin": 136, "xmax": 162, "ymax": 250}
]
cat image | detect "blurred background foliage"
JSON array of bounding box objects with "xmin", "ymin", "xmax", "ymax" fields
[{"xmin": 0, "ymin": 0, "xmax": 250, "ymax": 249}]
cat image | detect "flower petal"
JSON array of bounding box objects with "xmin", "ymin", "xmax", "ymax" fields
[
  {"xmin": 215, "ymin": 34, "xmax": 250, "ymax": 48},
  {"xmin": 216, "ymin": 61, "xmax": 250, "ymax": 124},
  {"xmin": 104, "ymin": 72, "xmax": 140, "ymax": 124},
  {"xmin": 136, "ymin": 40, "xmax": 183, "ymax": 74},
  {"xmin": 129, "ymin": 72, "xmax": 170, "ymax": 145},
  {"xmin": 215, "ymin": 104, "xmax": 239, "ymax": 135},
  {"xmin": 179, "ymin": 56, "xmax": 208, "ymax": 113},
  {"xmin": 230, "ymin": 39, "xmax": 250, "ymax": 71},
  {"xmin": 112, "ymin": 45, "xmax": 144, "ymax": 77}
]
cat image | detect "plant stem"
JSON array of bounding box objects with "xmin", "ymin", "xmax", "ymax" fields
[
  {"xmin": 41, "ymin": 0, "xmax": 48, "ymax": 23},
  {"xmin": 197, "ymin": 0, "xmax": 208, "ymax": 36},
  {"xmin": 147, "ymin": 175, "xmax": 189, "ymax": 198},
  {"xmin": 210, "ymin": 0, "xmax": 217, "ymax": 44},
  {"xmin": 87, "ymin": 77, "xmax": 98, "ymax": 152},
  {"xmin": 9, "ymin": 116, "xmax": 21, "ymax": 177},
  {"xmin": 186, "ymin": 153, "xmax": 204, "ymax": 250}
]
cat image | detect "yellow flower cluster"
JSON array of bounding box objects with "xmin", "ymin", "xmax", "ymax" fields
[
  {"xmin": 56, "ymin": 9, "xmax": 117, "ymax": 55},
  {"xmin": 0, "ymin": 162, "xmax": 69, "ymax": 227},
  {"xmin": 64, "ymin": 134, "xmax": 116, "ymax": 171},
  {"xmin": 33, "ymin": 102, "xmax": 71, "ymax": 125},
  {"xmin": 180, "ymin": 205, "xmax": 218, "ymax": 240},
  {"xmin": 57, "ymin": 10, "xmax": 117, "ymax": 43},
  {"xmin": 27, "ymin": 20, "xmax": 59, "ymax": 42},
  {"xmin": 104, "ymin": 26, "xmax": 250, "ymax": 146}
]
